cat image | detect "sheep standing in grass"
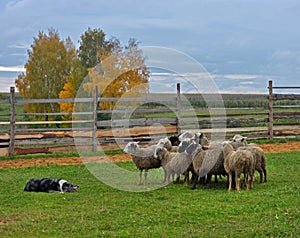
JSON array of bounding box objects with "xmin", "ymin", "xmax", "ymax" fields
[
  {"xmin": 123, "ymin": 142, "xmax": 161, "ymax": 186},
  {"xmin": 154, "ymin": 143, "xmax": 198, "ymax": 184},
  {"xmin": 189, "ymin": 146, "xmax": 226, "ymax": 190},
  {"xmin": 238, "ymin": 145, "xmax": 267, "ymax": 183},
  {"xmin": 154, "ymin": 147, "xmax": 177, "ymax": 183},
  {"xmin": 223, "ymin": 143, "xmax": 255, "ymax": 192}
]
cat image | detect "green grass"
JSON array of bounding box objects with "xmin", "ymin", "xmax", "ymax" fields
[{"xmin": 0, "ymin": 151, "xmax": 299, "ymax": 237}]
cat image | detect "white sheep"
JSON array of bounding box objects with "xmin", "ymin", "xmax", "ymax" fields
[
  {"xmin": 238, "ymin": 145, "xmax": 267, "ymax": 183},
  {"xmin": 156, "ymin": 137, "xmax": 178, "ymax": 152},
  {"xmin": 223, "ymin": 143, "xmax": 255, "ymax": 192},
  {"xmin": 154, "ymin": 142, "xmax": 198, "ymax": 184},
  {"xmin": 123, "ymin": 142, "xmax": 161, "ymax": 186}
]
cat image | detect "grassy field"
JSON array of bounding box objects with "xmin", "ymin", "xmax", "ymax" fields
[{"xmin": 0, "ymin": 151, "xmax": 299, "ymax": 237}]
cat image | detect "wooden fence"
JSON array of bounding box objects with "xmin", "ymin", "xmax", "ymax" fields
[{"xmin": 0, "ymin": 81, "xmax": 299, "ymax": 156}]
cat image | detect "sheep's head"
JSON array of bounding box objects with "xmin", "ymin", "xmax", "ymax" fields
[
  {"xmin": 154, "ymin": 146, "xmax": 167, "ymax": 159},
  {"xmin": 157, "ymin": 137, "xmax": 172, "ymax": 151},
  {"xmin": 232, "ymin": 134, "xmax": 247, "ymax": 142},
  {"xmin": 123, "ymin": 142, "xmax": 139, "ymax": 154},
  {"xmin": 169, "ymin": 135, "xmax": 180, "ymax": 146}
]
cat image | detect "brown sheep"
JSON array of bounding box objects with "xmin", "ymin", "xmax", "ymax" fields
[{"xmin": 123, "ymin": 142, "xmax": 161, "ymax": 186}]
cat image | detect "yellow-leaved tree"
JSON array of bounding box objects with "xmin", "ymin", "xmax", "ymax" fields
[
  {"xmin": 15, "ymin": 29, "xmax": 76, "ymax": 120},
  {"xmin": 83, "ymin": 38, "xmax": 149, "ymax": 110},
  {"xmin": 58, "ymin": 58, "xmax": 86, "ymax": 120}
]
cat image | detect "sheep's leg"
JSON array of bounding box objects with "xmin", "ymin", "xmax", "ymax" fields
[
  {"xmin": 171, "ymin": 173, "xmax": 175, "ymax": 183},
  {"xmin": 228, "ymin": 173, "xmax": 232, "ymax": 192},
  {"xmin": 175, "ymin": 174, "xmax": 180, "ymax": 184},
  {"xmin": 262, "ymin": 167, "xmax": 267, "ymax": 182},
  {"xmin": 205, "ymin": 174, "xmax": 212, "ymax": 188},
  {"xmin": 144, "ymin": 169, "xmax": 148, "ymax": 186},
  {"xmin": 183, "ymin": 171, "xmax": 189, "ymax": 185},
  {"xmin": 199, "ymin": 176, "xmax": 206, "ymax": 185},
  {"xmin": 191, "ymin": 174, "xmax": 199, "ymax": 190},
  {"xmin": 214, "ymin": 175, "xmax": 218, "ymax": 183},
  {"xmin": 164, "ymin": 170, "xmax": 170, "ymax": 184},
  {"xmin": 235, "ymin": 174, "xmax": 241, "ymax": 192},
  {"xmin": 162, "ymin": 168, "xmax": 167, "ymax": 184},
  {"xmin": 257, "ymin": 168, "xmax": 263, "ymax": 183},
  {"xmin": 138, "ymin": 170, "xmax": 143, "ymax": 186}
]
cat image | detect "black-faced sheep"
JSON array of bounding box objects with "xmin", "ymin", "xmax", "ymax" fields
[
  {"xmin": 123, "ymin": 142, "xmax": 161, "ymax": 186},
  {"xmin": 168, "ymin": 135, "xmax": 180, "ymax": 146},
  {"xmin": 223, "ymin": 143, "xmax": 255, "ymax": 192}
]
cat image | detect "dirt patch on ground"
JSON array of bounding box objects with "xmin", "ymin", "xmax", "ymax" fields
[
  {"xmin": 259, "ymin": 141, "xmax": 300, "ymax": 153},
  {"xmin": 0, "ymin": 142, "xmax": 299, "ymax": 169}
]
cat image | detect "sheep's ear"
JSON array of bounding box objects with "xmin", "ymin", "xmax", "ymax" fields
[
  {"xmin": 199, "ymin": 133, "xmax": 203, "ymax": 138},
  {"xmin": 136, "ymin": 141, "xmax": 140, "ymax": 144}
]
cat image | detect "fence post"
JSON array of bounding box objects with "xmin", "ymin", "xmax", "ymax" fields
[
  {"xmin": 9, "ymin": 87, "xmax": 15, "ymax": 156},
  {"xmin": 176, "ymin": 83, "xmax": 181, "ymax": 135},
  {"xmin": 268, "ymin": 80, "xmax": 273, "ymax": 140},
  {"xmin": 92, "ymin": 86, "xmax": 98, "ymax": 152}
]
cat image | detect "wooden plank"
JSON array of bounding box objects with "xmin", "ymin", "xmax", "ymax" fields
[
  {"xmin": 268, "ymin": 80, "xmax": 273, "ymax": 139},
  {"xmin": 181, "ymin": 112, "xmax": 268, "ymax": 119},
  {"xmin": 97, "ymin": 118, "xmax": 177, "ymax": 127},
  {"xmin": 272, "ymin": 94, "xmax": 300, "ymax": 100},
  {"xmin": 9, "ymin": 87, "xmax": 15, "ymax": 156}
]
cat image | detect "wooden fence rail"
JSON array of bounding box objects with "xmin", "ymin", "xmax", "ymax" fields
[{"xmin": 0, "ymin": 81, "xmax": 299, "ymax": 156}]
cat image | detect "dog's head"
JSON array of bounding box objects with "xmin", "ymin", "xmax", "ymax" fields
[{"xmin": 60, "ymin": 180, "xmax": 79, "ymax": 192}]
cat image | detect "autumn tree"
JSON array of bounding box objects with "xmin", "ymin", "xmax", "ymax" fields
[
  {"xmin": 58, "ymin": 58, "xmax": 86, "ymax": 120},
  {"xmin": 84, "ymin": 38, "xmax": 149, "ymax": 110},
  {"xmin": 15, "ymin": 29, "xmax": 75, "ymax": 118}
]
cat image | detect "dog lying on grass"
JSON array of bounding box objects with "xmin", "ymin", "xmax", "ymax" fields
[{"xmin": 24, "ymin": 178, "xmax": 78, "ymax": 193}]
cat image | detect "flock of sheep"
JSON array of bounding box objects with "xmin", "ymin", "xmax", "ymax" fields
[{"xmin": 123, "ymin": 131, "xmax": 267, "ymax": 192}]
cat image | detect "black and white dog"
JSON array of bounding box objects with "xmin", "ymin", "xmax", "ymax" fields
[{"xmin": 24, "ymin": 178, "xmax": 78, "ymax": 193}]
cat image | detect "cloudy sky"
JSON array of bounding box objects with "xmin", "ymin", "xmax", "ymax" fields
[{"xmin": 0, "ymin": 0, "xmax": 300, "ymax": 93}]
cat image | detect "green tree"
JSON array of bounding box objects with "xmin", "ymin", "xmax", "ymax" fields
[
  {"xmin": 78, "ymin": 27, "xmax": 109, "ymax": 69},
  {"xmin": 15, "ymin": 29, "xmax": 76, "ymax": 118}
]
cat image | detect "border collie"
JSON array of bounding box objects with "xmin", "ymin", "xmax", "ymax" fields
[{"xmin": 24, "ymin": 178, "xmax": 78, "ymax": 193}]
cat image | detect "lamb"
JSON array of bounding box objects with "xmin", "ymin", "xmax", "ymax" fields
[
  {"xmin": 223, "ymin": 143, "xmax": 255, "ymax": 192},
  {"xmin": 123, "ymin": 142, "xmax": 161, "ymax": 186},
  {"xmin": 238, "ymin": 145, "xmax": 267, "ymax": 183},
  {"xmin": 156, "ymin": 137, "xmax": 178, "ymax": 152},
  {"xmin": 154, "ymin": 143, "xmax": 198, "ymax": 184}
]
